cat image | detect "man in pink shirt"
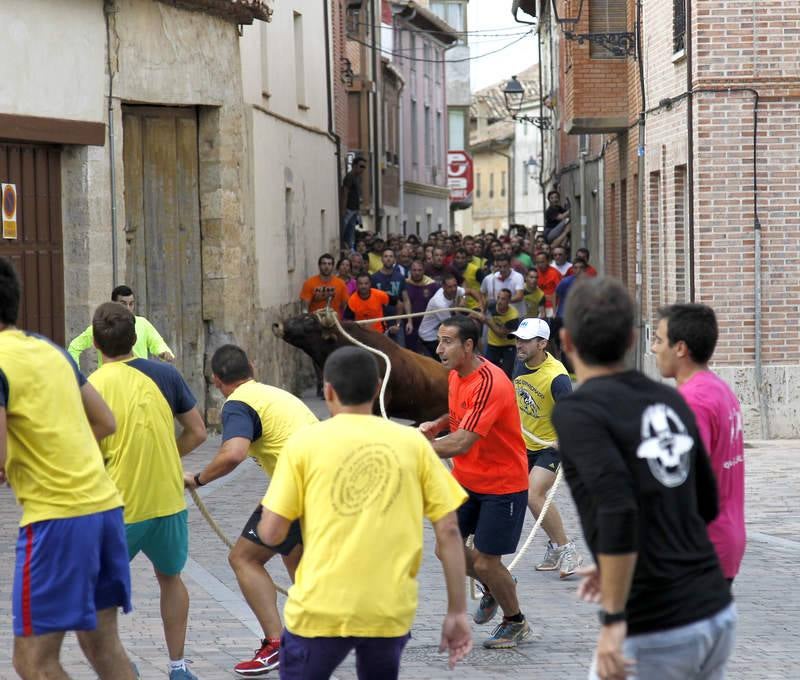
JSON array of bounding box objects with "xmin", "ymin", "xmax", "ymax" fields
[{"xmin": 651, "ymin": 303, "xmax": 746, "ymax": 583}]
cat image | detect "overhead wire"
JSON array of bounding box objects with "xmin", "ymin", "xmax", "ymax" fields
[{"xmin": 345, "ymin": 29, "xmax": 534, "ymax": 63}]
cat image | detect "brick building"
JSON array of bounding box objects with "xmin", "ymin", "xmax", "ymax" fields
[{"xmin": 517, "ymin": 0, "xmax": 800, "ymax": 437}]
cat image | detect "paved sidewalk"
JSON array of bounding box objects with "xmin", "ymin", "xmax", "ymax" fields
[{"xmin": 0, "ymin": 393, "xmax": 797, "ymax": 678}]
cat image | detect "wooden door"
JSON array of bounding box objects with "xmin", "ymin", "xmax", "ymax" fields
[
  {"xmin": 0, "ymin": 143, "xmax": 64, "ymax": 344},
  {"xmin": 122, "ymin": 106, "xmax": 205, "ymax": 411}
]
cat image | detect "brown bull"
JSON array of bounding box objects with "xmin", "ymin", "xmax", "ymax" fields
[{"xmin": 272, "ymin": 312, "xmax": 449, "ymax": 423}]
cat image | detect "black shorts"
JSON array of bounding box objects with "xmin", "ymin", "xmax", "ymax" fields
[
  {"xmin": 241, "ymin": 505, "xmax": 302, "ymax": 556},
  {"xmin": 457, "ymin": 488, "xmax": 528, "ymax": 556},
  {"xmin": 527, "ymin": 447, "xmax": 560, "ymax": 474}
]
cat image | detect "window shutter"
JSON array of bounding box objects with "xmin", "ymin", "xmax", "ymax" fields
[{"xmin": 589, "ymin": 0, "xmax": 628, "ymax": 59}]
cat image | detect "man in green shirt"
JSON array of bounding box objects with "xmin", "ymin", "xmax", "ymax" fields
[{"xmin": 68, "ymin": 285, "xmax": 174, "ymax": 367}]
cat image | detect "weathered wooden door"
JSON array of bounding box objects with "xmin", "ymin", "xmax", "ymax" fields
[
  {"xmin": 0, "ymin": 143, "xmax": 64, "ymax": 344},
  {"xmin": 122, "ymin": 106, "xmax": 205, "ymax": 411}
]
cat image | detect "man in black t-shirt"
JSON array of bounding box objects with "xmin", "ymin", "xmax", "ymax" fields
[
  {"xmin": 543, "ymin": 190, "xmax": 571, "ymax": 247},
  {"xmin": 340, "ymin": 156, "xmax": 366, "ymax": 251},
  {"xmin": 552, "ymin": 277, "xmax": 735, "ymax": 680}
]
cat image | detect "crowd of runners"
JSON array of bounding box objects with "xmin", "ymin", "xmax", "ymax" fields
[{"xmin": 0, "ymin": 239, "xmax": 745, "ymax": 680}]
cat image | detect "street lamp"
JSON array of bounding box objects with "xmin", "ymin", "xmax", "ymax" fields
[{"xmin": 502, "ymin": 75, "xmax": 552, "ymax": 129}]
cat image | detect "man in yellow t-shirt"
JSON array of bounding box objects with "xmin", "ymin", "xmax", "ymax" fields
[
  {"xmin": 258, "ymin": 346, "xmax": 472, "ymax": 678},
  {"xmin": 510, "ymin": 317, "xmax": 583, "ymax": 579},
  {"xmin": 523, "ymin": 270, "xmax": 546, "ymax": 319},
  {"xmin": 183, "ymin": 344, "xmax": 318, "ymax": 677},
  {"xmin": 482, "ymin": 288, "xmax": 520, "ymax": 378},
  {"xmin": 88, "ymin": 302, "xmax": 207, "ymax": 680},
  {"xmin": 0, "ymin": 258, "xmax": 136, "ymax": 680}
]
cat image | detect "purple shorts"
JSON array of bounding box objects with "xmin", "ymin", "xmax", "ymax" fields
[
  {"xmin": 12, "ymin": 507, "xmax": 132, "ymax": 637},
  {"xmin": 279, "ymin": 629, "xmax": 410, "ymax": 680}
]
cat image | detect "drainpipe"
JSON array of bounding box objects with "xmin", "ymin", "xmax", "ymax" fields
[
  {"xmin": 579, "ymin": 148, "xmax": 587, "ymax": 247},
  {"xmin": 398, "ymin": 87, "xmax": 405, "ymax": 233},
  {"xmin": 634, "ymin": 0, "xmax": 646, "ymax": 370},
  {"xmin": 104, "ymin": 1, "xmax": 119, "ymax": 287},
  {"xmin": 537, "ymin": 20, "xmax": 547, "ymax": 226},
  {"xmin": 597, "ymin": 137, "xmax": 605, "ymax": 275},
  {"xmin": 322, "ymin": 0, "xmax": 342, "ymax": 224},
  {"xmin": 370, "ymin": 0, "xmax": 382, "ymax": 234}
]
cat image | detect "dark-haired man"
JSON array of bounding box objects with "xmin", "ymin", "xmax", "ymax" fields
[
  {"xmin": 652, "ymin": 304, "xmax": 746, "ymax": 585},
  {"xmin": 426, "ymin": 247, "xmax": 461, "ymax": 287},
  {"xmin": 404, "ymin": 260, "xmax": 440, "ymax": 354},
  {"xmin": 259, "ymin": 347, "xmax": 472, "ymax": 678},
  {"xmin": 345, "ymin": 273, "xmax": 393, "ymax": 333},
  {"xmin": 552, "ymin": 278, "xmax": 735, "ymax": 680},
  {"xmin": 420, "ymin": 316, "xmax": 530, "ymax": 649},
  {"xmin": 543, "ymin": 190, "xmax": 570, "ymax": 247},
  {"xmin": 88, "ymin": 302, "xmax": 207, "ymax": 680},
  {"xmin": 567, "ymin": 248, "xmax": 597, "ymax": 277},
  {"xmin": 300, "ymin": 253, "xmax": 349, "ymax": 316},
  {"xmin": 341, "ymin": 156, "xmax": 366, "ymax": 251},
  {"xmin": 184, "ymin": 345, "xmax": 318, "ymax": 677},
  {"xmin": 482, "ymin": 288, "xmax": 519, "ymax": 378},
  {"xmin": 0, "ymin": 258, "xmax": 137, "ymax": 680},
  {"xmin": 68, "ymin": 285, "xmax": 174, "ymax": 369},
  {"xmin": 480, "ymin": 254, "xmax": 525, "ymax": 317},
  {"xmin": 371, "ymin": 248, "xmax": 411, "ymax": 343}
]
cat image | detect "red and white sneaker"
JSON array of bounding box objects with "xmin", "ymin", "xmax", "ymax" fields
[{"xmin": 234, "ymin": 638, "xmax": 280, "ymax": 676}]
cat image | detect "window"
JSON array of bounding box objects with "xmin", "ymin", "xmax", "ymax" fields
[
  {"xmin": 411, "ymin": 99, "xmax": 418, "ymax": 166},
  {"xmin": 589, "ymin": 0, "xmax": 627, "ymax": 59},
  {"xmin": 436, "ymin": 111, "xmax": 443, "ymax": 171},
  {"xmin": 410, "ymin": 33, "xmax": 416, "ymax": 72},
  {"xmin": 476, "ymin": 172, "xmax": 481, "ymax": 198},
  {"xmin": 430, "ymin": 1, "xmax": 467, "ymax": 42},
  {"xmin": 489, "ymin": 173, "xmax": 495, "ymax": 199},
  {"xmin": 501, "ymin": 171, "xmax": 506, "ymax": 197},
  {"xmin": 673, "ymin": 0, "xmax": 686, "ymax": 54},
  {"xmin": 522, "ymin": 162, "xmax": 529, "ymax": 196},
  {"xmin": 424, "ymin": 105, "xmax": 432, "ymax": 167},
  {"xmin": 260, "ymin": 21, "xmax": 270, "ymax": 96},
  {"xmin": 423, "ymin": 40, "xmax": 431, "ymax": 76},
  {"xmin": 293, "ymin": 12, "xmax": 307, "ymax": 108},
  {"xmin": 449, "ymin": 110, "xmax": 465, "ymax": 151}
]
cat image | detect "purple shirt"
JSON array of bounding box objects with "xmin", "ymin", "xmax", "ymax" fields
[
  {"xmin": 406, "ymin": 281, "xmax": 440, "ymax": 326},
  {"xmin": 679, "ymin": 371, "xmax": 746, "ymax": 579}
]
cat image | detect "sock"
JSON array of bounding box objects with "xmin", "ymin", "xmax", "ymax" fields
[
  {"xmin": 268, "ymin": 637, "xmax": 281, "ymax": 647},
  {"xmin": 169, "ymin": 659, "xmax": 187, "ymax": 672},
  {"xmin": 504, "ymin": 612, "xmax": 524, "ymax": 623}
]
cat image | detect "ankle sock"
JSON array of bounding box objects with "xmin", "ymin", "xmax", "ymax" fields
[
  {"xmin": 169, "ymin": 659, "xmax": 187, "ymax": 672},
  {"xmin": 504, "ymin": 612, "xmax": 524, "ymax": 623}
]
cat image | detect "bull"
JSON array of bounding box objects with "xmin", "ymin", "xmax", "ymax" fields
[{"xmin": 272, "ymin": 312, "xmax": 449, "ymax": 423}]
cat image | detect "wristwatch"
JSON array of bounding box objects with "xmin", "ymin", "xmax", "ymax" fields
[
  {"xmin": 597, "ymin": 609, "xmax": 626, "ymax": 626},
  {"xmin": 194, "ymin": 472, "xmax": 206, "ymax": 487}
]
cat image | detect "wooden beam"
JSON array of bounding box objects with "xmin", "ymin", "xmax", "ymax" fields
[{"xmin": 0, "ymin": 113, "xmax": 105, "ymax": 146}]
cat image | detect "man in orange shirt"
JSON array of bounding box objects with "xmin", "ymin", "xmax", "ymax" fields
[
  {"xmin": 420, "ymin": 316, "xmax": 530, "ymax": 650},
  {"xmin": 344, "ymin": 273, "xmax": 392, "ymax": 333},
  {"xmin": 300, "ymin": 254, "xmax": 349, "ymax": 316},
  {"xmin": 535, "ymin": 251, "xmax": 562, "ymax": 319}
]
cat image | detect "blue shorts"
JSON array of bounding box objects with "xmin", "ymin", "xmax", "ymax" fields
[
  {"xmin": 12, "ymin": 507, "xmax": 132, "ymax": 637},
  {"xmin": 126, "ymin": 509, "xmax": 189, "ymax": 576},
  {"xmin": 457, "ymin": 488, "xmax": 528, "ymax": 556}
]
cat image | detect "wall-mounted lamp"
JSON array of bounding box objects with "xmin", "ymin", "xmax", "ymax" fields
[{"xmin": 503, "ymin": 76, "xmax": 552, "ymax": 129}]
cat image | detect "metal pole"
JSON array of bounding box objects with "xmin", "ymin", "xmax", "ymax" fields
[
  {"xmin": 579, "ymin": 149, "xmax": 587, "ymax": 248},
  {"xmin": 370, "ymin": 0, "xmax": 382, "ymax": 235}
]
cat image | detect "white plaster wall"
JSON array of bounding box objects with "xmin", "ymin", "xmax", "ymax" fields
[
  {"xmin": 514, "ymin": 115, "xmax": 544, "ymax": 229},
  {"xmin": 0, "ymin": 0, "xmax": 105, "ymax": 122},
  {"xmin": 239, "ymin": 0, "xmax": 329, "ymax": 131},
  {"xmin": 249, "ymin": 111, "xmax": 339, "ymax": 308}
]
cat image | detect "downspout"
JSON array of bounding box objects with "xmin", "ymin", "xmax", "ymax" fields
[
  {"xmin": 398, "ymin": 87, "xmax": 405, "ymax": 233},
  {"xmin": 597, "ymin": 136, "xmax": 605, "ymax": 275},
  {"xmin": 579, "ymin": 148, "xmax": 587, "ymax": 247},
  {"xmin": 537, "ymin": 16, "xmax": 547, "ymax": 225},
  {"xmin": 370, "ymin": 0, "xmax": 382, "ymax": 234},
  {"xmin": 634, "ymin": 0, "xmax": 646, "ymax": 370},
  {"xmin": 323, "ymin": 0, "xmax": 343, "ymax": 221},
  {"xmin": 686, "ymin": 0, "xmax": 695, "ymax": 301},
  {"xmin": 104, "ymin": 1, "xmax": 119, "ymax": 287}
]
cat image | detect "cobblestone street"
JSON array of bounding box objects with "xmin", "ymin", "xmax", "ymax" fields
[{"xmin": 0, "ymin": 392, "xmax": 797, "ymax": 679}]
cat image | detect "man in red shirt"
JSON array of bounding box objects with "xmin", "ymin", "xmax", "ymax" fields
[
  {"xmin": 566, "ymin": 247, "xmax": 598, "ymax": 277},
  {"xmin": 420, "ymin": 316, "xmax": 530, "ymax": 650},
  {"xmin": 300, "ymin": 253, "xmax": 349, "ymax": 315},
  {"xmin": 344, "ymin": 273, "xmax": 391, "ymax": 333},
  {"xmin": 535, "ymin": 251, "xmax": 562, "ymax": 318}
]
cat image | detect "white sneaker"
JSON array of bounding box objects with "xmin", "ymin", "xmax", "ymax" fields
[
  {"xmin": 535, "ymin": 541, "xmax": 563, "ymax": 571},
  {"xmin": 559, "ymin": 541, "xmax": 584, "ymax": 579}
]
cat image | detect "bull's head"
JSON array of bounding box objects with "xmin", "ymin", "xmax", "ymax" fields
[{"xmin": 271, "ymin": 312, "xmax": 342, "ymax": 367}]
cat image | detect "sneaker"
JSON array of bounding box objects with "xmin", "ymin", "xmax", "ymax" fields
[
  {"xmin": 483, "ymin": 618, "xmax": 531, "ymax": 649},
  {"xmin": 131, "ymin": 662, "xmax": 140, "ymax": 679},
  {"xmin": 473, "ymin": 582, "xmax": 499, "ymax": 625},
  {"xmin": 169, "ymin": 669, "xmax": 198, "ymax": 680},
  {"xmin": 234, "ymin": 639, "xmax": 280, "ymax": 677},
  {"xmin": 535, "ymin": 541, "xmax": 565, "ymax": 571},
  {"xmin": 559, "ymin": 541, "xmax": 584, "ymax": 579}
]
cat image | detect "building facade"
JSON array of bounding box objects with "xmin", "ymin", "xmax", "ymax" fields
[
  {"xmin": 521, "ymin": 0, "xmax": 800, "ymax": 437},
  {"xmin": 0, "ymin": 0, "xmax": 331, "ymax": 421}
]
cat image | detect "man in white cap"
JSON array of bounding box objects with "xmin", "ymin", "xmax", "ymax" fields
[{"xmin": 510, "ymin": 318, "xmax": 583, "ymax": 578}]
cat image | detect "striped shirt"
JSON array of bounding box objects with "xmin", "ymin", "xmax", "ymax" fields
[{"xmin": 448, "ymin": 359, "xmax": 528, "ymax": 495}]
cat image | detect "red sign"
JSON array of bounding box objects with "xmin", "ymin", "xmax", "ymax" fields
[{"xmin": 447, "ymin": 150, "xmax": 473, "ymax": 203}]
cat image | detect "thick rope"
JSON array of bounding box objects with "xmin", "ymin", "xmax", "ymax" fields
[{"xmin": 188, "ymin": 482, "xmax": 291, "ymax": 596}]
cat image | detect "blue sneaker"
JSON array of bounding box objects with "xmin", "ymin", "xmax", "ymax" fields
[
  {"xmin": 483, "ymin": 617, "xmax": 531, "ymax": 649},
  {"xmin": 169, "ymin": 668, "xmax": 198, "ymax": 680},
  {"xmin": 473, "ymin": 576, "xmax": 518, "ymax": 625}
]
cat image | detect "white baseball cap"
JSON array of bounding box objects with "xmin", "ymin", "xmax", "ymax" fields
[{"xmin": 510, "ymin": 317, "xmax": 550, "ymax": 341}]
